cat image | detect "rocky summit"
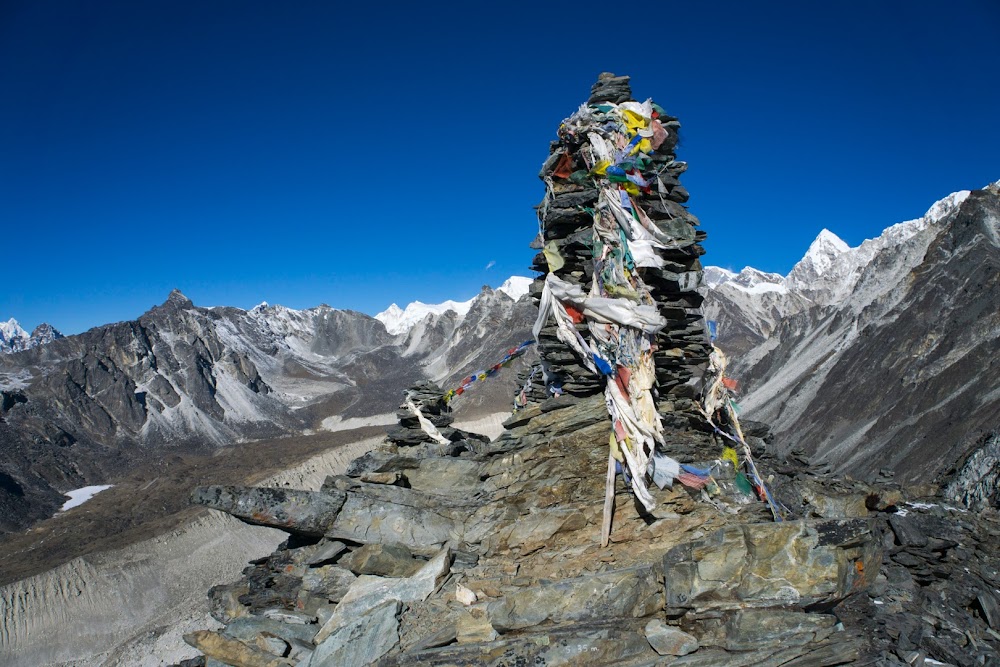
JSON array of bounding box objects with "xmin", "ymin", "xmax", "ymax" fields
[{"xmin": 171, "ymin": 76, "xmax": 1000, "ymax": 667}]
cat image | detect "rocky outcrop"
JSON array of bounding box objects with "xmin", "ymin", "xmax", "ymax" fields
[
  {"xmin": 180, "ymin": 375, "xmax": 1000, "ymax": 665},
  {"xmin": 942, "ymin": 432, "xmax": 1000, "ymax": 510},
  {"xmin": 179, "ymin": 390, "xmax": 1000, "ymax": 666}
]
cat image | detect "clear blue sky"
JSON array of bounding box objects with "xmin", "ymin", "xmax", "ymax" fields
[{"xmin": 3, "ymin": 1, "xmax": 998, "ymax": 334}]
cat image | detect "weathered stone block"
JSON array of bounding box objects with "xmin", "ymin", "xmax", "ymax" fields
[
  {"xmin": 486, "ymin": 565, "xmax": 661, "ymax": 631},
  {"xmin": 339, "ymin": 543, "xmax": 422, "ymax": 578},
  {"xmin": 191, "ymin": 485, "xmax": 345, "ymax": 536},
  {"xmin": 663, "ymin": 519, "xmax": 880, "ymax": 612}
]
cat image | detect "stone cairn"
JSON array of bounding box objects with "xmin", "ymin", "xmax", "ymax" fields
[
  {"xmin": 385, "ymin": 382, "xmax": 455, "ymax": 446},
  {"xmin": 530, "ymin": 72, "xmax": 711, "ymax": 423},
  {"xmin": 528, "ymin": 72, "xmax": 722, "ymax": 540},
  {"xmin": 385, "ymin": 381, "xmax": 490, "ymax": 454},
  {"xmin": 172, "ymin": 75, "xmax": 1000, "ymax": 667}
]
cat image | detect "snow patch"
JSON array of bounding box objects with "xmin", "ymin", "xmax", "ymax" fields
[
  {"xmin": 58, "ymin": 485, "xmax": 113, "ymax": 512},
  {"xmin": 0, "ymin": 369, "xmax": 32, "ymax": 391}
]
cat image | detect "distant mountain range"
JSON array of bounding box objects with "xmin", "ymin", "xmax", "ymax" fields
[
  {"xmin": 0, "ymin": 319, "xmax": 62, "ymax": 354},
  {"xmin": 0, "ymin": 283, "xmax": 536, "ymax": 532},
  {"xmin": 2, "ymin": 181, "xmax": 997, "ymax": 534},
  {"xmin": 375, "ymin": 276, "xmax": 532, "ymax": 335},
  {"xmin": 703, "ymin": 182, "xmax": 1000, "ymax": 486}
]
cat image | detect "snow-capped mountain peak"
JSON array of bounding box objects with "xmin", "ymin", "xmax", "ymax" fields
[
  {"xmin": 701, "ymin": 267, "xmax": 786, "ymax": 294},
  {"xmin": 498, "ymin": 276, "xmax": 532, "ymax": 301},
  {"xmin": 1, "ymin": 318, "xmax": 28, "ymax": 342},
  {"xmin": 378, "ymin": 303, "xmax": 403, "ymax": 321},
  {"xmin": 375, "ymin": 298, "xmax": 475, "ymax": 335},
  {"xmin": 375, "ymin": 276, "xmax": 532, "ymax": 335},
  {"xmin": 730, "ymin": 267, "xmax": 787, "ymax": 294},
  {"xmin": 1, "ymin": 318, "xmax": 63, "ymax": 354},
  {"xmin": 797, "ymin": 229, "xmax": 849, "ymax": 274},
  {"xmin": 702, "ymin": 267, "xmax": 737, "ymax": 288}
]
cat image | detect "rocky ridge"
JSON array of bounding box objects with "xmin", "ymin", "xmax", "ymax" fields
[
  {"xmin": 702, "ymin": 184, "xmax": 999, "ymax": 486},
  {"xmin": 165, "ymin": 74, "xmax": 998, "ymax": 667},
  {"xmin": 177, "ymin": 385, "xmax": 1000, "ymax": 666}
]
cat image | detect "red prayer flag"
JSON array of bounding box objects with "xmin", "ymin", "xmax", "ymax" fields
[{"xmin": 564, "ymin": 305, "xmax": 585, "ymax": 324}]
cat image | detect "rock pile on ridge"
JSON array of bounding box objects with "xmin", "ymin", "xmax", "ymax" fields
[
  {"xmin": 178, "ymin": 408, "xmax": 1000, "ymax": 666},
  {"xmin": 383, "ymin": 381, "xmax": 491, "ymax": 455},
  {"xmin": 172, "ymin": 76, "xmax": 1000, "ymax": 667},
  {"xmin": 530, "ymin": 72, "xmax": 712, "ymax": 426}
]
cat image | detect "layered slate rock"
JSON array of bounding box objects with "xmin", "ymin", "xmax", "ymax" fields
[{"xmin": 181, "ymin": 379, "xmax": 1000, "ymax": 667}]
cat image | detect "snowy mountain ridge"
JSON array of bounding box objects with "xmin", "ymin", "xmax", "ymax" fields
[
  {"xmin": 375, "ymin": 275, "xmax": 532, "ymax": 335},
  {"xmin": 0, "ymin": 319, "xmax": 63, "ymax": 354},
  {"xmin": 705, "ymin": 187, "xmax": 972, "ymax": 311}
]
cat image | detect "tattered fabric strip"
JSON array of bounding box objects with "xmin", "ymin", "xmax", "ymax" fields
[{"xmin": 404, "ymin": 398, "xmax": 451, "ymax": 446}]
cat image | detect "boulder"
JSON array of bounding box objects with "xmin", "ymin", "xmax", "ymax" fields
[
  {"xmin": 308, "ymin": 599, "xmax": 401, "ymax": 667},
  {"xmin": 191, "ymin": 485, "xmax": 345, "ymax": 536},
  {"xmin": 182, "ymin": 630, "xmax": 294, "ymax": 667},
  {"xmin": 644, "ymin": 618, "xmax": 699, "ymax": 656},
  {"xmin": 313, "ymin": 547, "xmax": 450, "ymax": 644}
]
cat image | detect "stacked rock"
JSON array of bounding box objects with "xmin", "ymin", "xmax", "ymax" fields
[
  {"xmin": 385, "ymin": 381, "xmax": 456, "ymax": 447},
  {"xmin": 531, "ymin": 72, "xmax": 713, "ymax": 426},
  {"xmin": 529, "ymin": 72, "xmax": 720, "ymax": 532},
  {"xmin": 385, "ymin": 381, "xmax": 491, "ymax": 457}
]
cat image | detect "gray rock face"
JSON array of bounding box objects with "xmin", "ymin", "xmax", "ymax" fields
[
  {"xmin": 704, "ymin": 186, "xmax": 1000, "ymax": 486},
  {"xmin": 486, "ymin": 566, "xmax": 661, "ymax": 631},
  {"xmin": 663, "ymin": 519, "xmax": 881, "ymax": 613},
  {"xmin": 943, "ymin": 431, "xmax": 1000, "ymax": 510}
]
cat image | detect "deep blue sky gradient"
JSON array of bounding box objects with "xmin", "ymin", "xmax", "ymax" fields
[{"xmin": 3, "ymin": 1, "xmax": 998, "ymax": 334}]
